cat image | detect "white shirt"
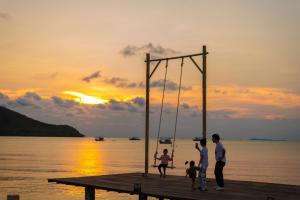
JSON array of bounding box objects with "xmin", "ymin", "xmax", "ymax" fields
[
  {"xmin": 200, "ymin": 147, "xmax": 208, "ymax": 167},
  {"xmin": 215, "ymin": 142, "xmax": 226, "ymax": 162}
]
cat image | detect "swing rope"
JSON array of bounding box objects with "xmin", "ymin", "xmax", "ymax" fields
[
  {"xmin": 154, "ymin": 60, "xmax": 169, "ymax": 166},
  {"xmin": 170, "ymin": 58, "xmax": 184, "ymax": 167}
]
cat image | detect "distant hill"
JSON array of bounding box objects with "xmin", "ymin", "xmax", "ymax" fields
[
  {"xmin": 249, "ymin": 138, "xmax": 287, "ymax": 141},
  {"xmin": 0, "ymin": 106, "xmax": 84, "ymax": 137}
]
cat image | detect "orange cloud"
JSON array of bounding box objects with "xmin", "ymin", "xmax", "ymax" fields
[{"xmin": 208, "ymin": 86, "xmax": 300, "ymax": 108}]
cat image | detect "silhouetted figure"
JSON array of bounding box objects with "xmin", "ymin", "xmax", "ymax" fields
[
  {"xmin": 195, "ymin": 138, "xmax": 208, "ymax": 191},
  {"xmin": 156, "ymin": 149, "xmax": 172, "ymax": 178},
  {"xmin": 186, "ymin": 160, "xmax": 198, "ymax": 190},
  {"xmin": 212, "ymin": 133, "xmax": 226, "ymax": 191}
]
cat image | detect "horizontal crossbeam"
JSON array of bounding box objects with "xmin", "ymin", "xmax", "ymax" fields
[{"xmin": 145, "ymin": 52, "xmax": 208, "ymax": 62}]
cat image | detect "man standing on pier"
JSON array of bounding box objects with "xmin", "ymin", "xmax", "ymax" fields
[{"xmin": 212, "ymin": 133, "xmax": 226, "ymax": 191}]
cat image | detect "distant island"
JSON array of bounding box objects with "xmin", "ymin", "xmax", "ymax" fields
[
  {"xmin": 249, "ymin": 138, "xmax": 287, "ymax": 141},
  {"xmin": 0, "ymin": 106, "xmax": 84, "ymax": 137}
]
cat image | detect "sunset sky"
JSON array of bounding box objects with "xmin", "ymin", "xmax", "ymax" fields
[{"xmin": 0, "ymin": 0, "xmax": 299, "ymax": 139}]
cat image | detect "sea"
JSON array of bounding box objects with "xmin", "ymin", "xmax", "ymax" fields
[{"xmin": 0, "ymin": 137, "xmax": 299, "ymax": 200}]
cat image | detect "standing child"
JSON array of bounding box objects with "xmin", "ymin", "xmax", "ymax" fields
[
  {"xmin": 186, "ymin": 161, "xmax": 197, "ymax": 190},
  {"xmin": 212, "ymin": 133, "xmax": 226, "ymax": 191},
  {"xmin": 195, "ymin": 138, "xmax": 208, "ymax": 191},
  {"xmin": 156, "ymin": 149, "xmax": 172, "ymax": 178}
]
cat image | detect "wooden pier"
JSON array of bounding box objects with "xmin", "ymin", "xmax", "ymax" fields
[
  {"xmin": 48, "ymin": 173, "xmax": 300, "ymax": 200},
  {"xmin": 48, "ymin": 49, "xmax": 300, "ymax": 200}
]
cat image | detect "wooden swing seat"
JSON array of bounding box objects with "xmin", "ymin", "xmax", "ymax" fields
[{"xmin": 152, "ymin": 164, "xmax": 176, "ymax": 169}]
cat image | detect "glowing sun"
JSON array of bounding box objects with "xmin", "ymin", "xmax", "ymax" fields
[{"xmin": 64, "ymin": 91, "xmax": 108, "ymax": 105}]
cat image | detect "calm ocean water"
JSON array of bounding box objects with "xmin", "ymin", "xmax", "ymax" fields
[{"xmin": 0, "ymin": 137, "xmax": 299, "ymax": 200}]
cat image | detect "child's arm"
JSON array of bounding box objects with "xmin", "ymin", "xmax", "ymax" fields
[{"xmin": 154, "ymin": 152, "xmax": 161, "ymax": 160}]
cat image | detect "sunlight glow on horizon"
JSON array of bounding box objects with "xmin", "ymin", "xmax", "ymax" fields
[{"xmin": 64, "ymin": 91, "xmax": 108, "ymax": 105}]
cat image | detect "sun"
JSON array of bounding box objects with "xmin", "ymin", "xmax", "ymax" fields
[{"xmin": 64, "ymin": 91, "xmax": 108, "ymax": 105}]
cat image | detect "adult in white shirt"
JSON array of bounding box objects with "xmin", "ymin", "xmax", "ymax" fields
[
  {"xmin": 212, "ymin": 133, "xmax": 226, "ymax": 191},
  {"xmin": 195, "ymin": 138, "xmax": 208, "ymax": 191}
]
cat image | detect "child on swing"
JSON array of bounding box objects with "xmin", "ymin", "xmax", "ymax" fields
[{"xmin": 156, "ymin": 149, "xmax": 172, "ymax": 178}]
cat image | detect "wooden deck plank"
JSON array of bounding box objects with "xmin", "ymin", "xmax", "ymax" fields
[{"xmin": 48, "ymin": 173, "xmax": 300, "ymax": 200}]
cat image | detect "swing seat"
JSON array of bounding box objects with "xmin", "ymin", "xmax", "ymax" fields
[{"xmin": 152, "ymin": 164, "xmax": 176, "ymax": 169}]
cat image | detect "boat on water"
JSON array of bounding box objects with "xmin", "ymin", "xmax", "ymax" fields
[
  {"xmin": 192, "ymin": 137, "xmax": 202, "ymax": 141},
  {"xmin": 159, "ymin": 138, "xmax": 172, "ymax": 144},
  {"xmin": 129, "ymin": 137, "xmax": 141, "ymax": 141},
  {"xmin": 95, "ymin": 137, "xmax": 104, "ymax": 141}
]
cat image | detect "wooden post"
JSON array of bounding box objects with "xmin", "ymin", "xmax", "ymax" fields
[
  {"xmin": 85, "ymin": 187, "xmax": 95, "ymax": 200},
  {"xmin": 145, "ymin": 53, "xmax": 150, "ymax": 175},
  {"xmin": 7, "ymin": 195, "xmax": 19, "ymax": 200},
  {"xmin": 139, "ymin": 194, "xmax": 148, "ymax": 200},
  {"xmin": 202, "ymin": 45, "xmax": 207, "ymax": 139}
]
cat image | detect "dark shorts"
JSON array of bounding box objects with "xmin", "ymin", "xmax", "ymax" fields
[{"xmin": 158, "ymin": 164, "xmax": 168, "ymax": 168}]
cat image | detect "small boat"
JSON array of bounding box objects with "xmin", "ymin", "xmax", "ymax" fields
[
  {"xmin": 159, "ymin": 138, "xmax": 172, "ymax": 144},
  {"xmin": 129, "ymin": 137, "xmax": 141, "ymax": 141},
  {"xmin": 193, "ymin": 137, "xmax": 202, "ymax": 141},
  {"xmin": 95, "ymin": 137, "xmax": 104, "ymax": 141}
]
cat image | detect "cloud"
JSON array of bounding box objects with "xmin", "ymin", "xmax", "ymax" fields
[
  {"xmin": 209, "ymin": 86, "xmax": 300, "ymax": 111},
  {"xmin": 131, "ymin": 97, "xmax": 145, "ymax": 107},
  {"xmin": 49, "ymin": 72, "xmax": 59, "ymax": 79},
  {"xmin": 24, "ymin": 92, "xmax": 41, "ymax": 101},
  {"xmin": 151, "ymin": 79, "xmax": 192, "ymax": 91},
  {"xmin": 104, "ymin": 77, "xmax": 143, "ymax": 89},
  {"xmin": 0, "ymin": 92, "xmax": 9, "ymax": 101},
  {"xmin": 181, "ymin": 103, "xmax": 190, "ymax": 109},
  {"xmin": 1, "ymin": 90, "xmax": 299, "ymax": 139},
  {"xmin": 121, "ymin": 45, "xmax": 138, "ymax": 56},
  {"xmin": 51, "ymin": 96, "xmax": 77, "ymax": 108},
  {"xmin": 97, "ymin": 104, "xmax": 106, "ymax": 109},
  {"xmin": 144, "ymin": 43, "xmax": 179, "ymax": 55},
  {"xmin": 209, "ymin": 109, "xmax": 238, "ymax": 119},
  {"xmin": 6, "ymin": 92, "xmax": 41, "ymax": 108},
  {"xmin": 100, "ymin": 69, "xmax": 191, "ymax": 92},
  {"xmin": 190, "ymin": 111, "xmax": 201, "ymax": 118},
  {"xmin": 0, "ymin": 92, "xmax": 10, "ymax": 107},
  {"xmin": 106, "ymin": 98, "xmax": 144, "ymax": 113},
  {"xmin": 103, "ymin": 76, "xmax": 191, "ymax": 91},
  {"xmin": 82, "ymin": 71, "xmax": 101, "ymax": 82},
  {"xmin": 213, "ymin": 89, "xmax": 227, "ymax": 95},
  {"xmin": 0, "ymin": 12, "xmax": 10, "ymax": 20},
  {"xmin": 187, "ymin": 108, "xmax": 238, "ymax": 119},
  {"xmin": 121, "ymin": 43, "xmax": 179, "ymax": 57},
  {"xmin": 107, "ymin": 99, "xmax": 126, "ymax": 111},
  {"xmin": 104, "ymin": 77, "xmax": 127, "ymax": 87},
  {"xmin": 33, "ymin": 72, "xmax": 59, "ymax": 80}
]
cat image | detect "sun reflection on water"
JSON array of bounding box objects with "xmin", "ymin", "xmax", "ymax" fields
[{"xmin": 74, "ymin": 140, "xmax": 104, "ymax": 176}]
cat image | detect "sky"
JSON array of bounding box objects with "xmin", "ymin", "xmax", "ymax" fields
[{"xmin": 0, "ymin": 0, "xmax": 299, "ymax": 139}]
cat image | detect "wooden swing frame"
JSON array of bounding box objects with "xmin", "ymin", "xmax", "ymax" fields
[{"xmin": 144, "ymin": 45, "xmax": 208, "ymax": 175}]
